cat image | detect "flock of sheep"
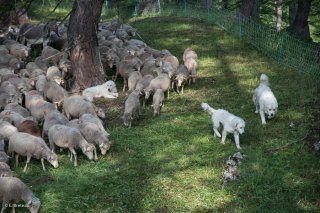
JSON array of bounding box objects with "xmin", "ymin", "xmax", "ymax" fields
[{"xmin": 0, "ymin": 18, "xmax": 198, "ymax": 212}]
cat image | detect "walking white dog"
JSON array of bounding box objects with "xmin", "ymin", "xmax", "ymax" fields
[
  {"xmin": 82, "ymin": 80, "xmax": 119, "ymax": 102},
  {"xmin": 201, "ymin": 103, "xmax": 245, "ymax": 149},
  {"xmin": 252, "ymin": 74, "xmax": 278, "ymax": 125}
]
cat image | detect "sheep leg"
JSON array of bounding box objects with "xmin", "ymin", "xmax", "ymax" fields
[
  {"xmin": 167, "ymin": 89, "xmax": 169, "ymax": 100},
  {"xmin": 69, "ymin": 148, "xmax": 77, "ymax": 166},
  {"xmin": 181, "ymin": 85, "xmax": 184, "ymax": 94},
  {"xmin": 23, "ymin": 155, "xmax": 31, "ymax": 172},
  {"xmin": 41, "ymin": 158, "xmax": 46, "ymax": 171},
  {"xmin": 15, "ymin": 154, "xmax": 19, "ymax": 167},
  {"xmin": 94, "ymin": 148, "xmax": 98, "ymax": 161},
  {"xmin": 122, "ymin": 78, "xmax": 127, "ymax": 92},
  {"xmin": 1, "ymin": 202, "xmax": 8, "ymax": 213}
]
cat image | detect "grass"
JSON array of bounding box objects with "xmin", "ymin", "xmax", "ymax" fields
[{"xmin": 10, "ymin": 15, "xmax": 320, "ymax": 212}]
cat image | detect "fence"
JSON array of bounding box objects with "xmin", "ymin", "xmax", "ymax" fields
[{"xmin": 105, "ymin": 1, "xmax": 320, "ymax": 78}]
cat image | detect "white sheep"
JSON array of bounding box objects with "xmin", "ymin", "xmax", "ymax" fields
[
  {"xmin": 42, "ymin": 110, "xmax": 68, "ymax": 138},
  {"xmin": 62, "ymin": 95, "xmax": 106, "ymax": 119},
  {"xmin": 43, "ymin": 80, "xmax": 68, "ymax": 106},
  {"xmin": 0, "ymin": 119, "xmax": 18, "ymax": 140},
  {"xmin": 8, "ymin": 132, "xmax": 59, "ymax": 172},
  {"xmin": 4, "ymin": 103, "xmax": 31, "ymax": 118},
  {"xmin": 48, "ymin": 124, "xmax": 97, "ymax": 166},
  {"xmin": 0, "ymin": 177, "xmax": 41, "ymax": 213},
  {"xmin": 152, "ymin": 89, "xmax": 164, "ymax": 116},
  {"xmin": 122, "ymin": 90, "xmax": 140, "ymax": 128}
]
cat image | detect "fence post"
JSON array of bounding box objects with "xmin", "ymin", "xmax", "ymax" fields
[
  {"xmin": 277, "ymin": 32, "xmax": 285, "ymax": 63},
  {"xmin": 157, "ymin": 0, "xmax": 161, "ymax": 14},
  {"xmin": 184, "ymin": 0, "xmax": 188, "ymax": 17},
  {"xmin": 207, "ymin": 0, "xmax": 211, "ymax": 23},
  {"xmin": 133, "ymin": 4, "xmax": 138, "ymax": 17},
  {"xmin": 105, "ymin": 0, "xmax": 108, "ymax": 15},
  {"xmin": 237, "ymin": 10, "xmax": 243, "ymax": 41}
]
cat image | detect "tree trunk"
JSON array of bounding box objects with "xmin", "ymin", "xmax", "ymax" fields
[
  {"xmin": 275, "ymin": 0, "xmax": 282, "ymax": 32},
  {"xmin": 223, "ymin": 0, "xmax": 229, "ymax": 9},
  {"xmin": 240, "ymin": 0, "xmax": 259, "ymax": 19},
  {"xmin": 289, "ymin": 0, "xmax": 298, "ymax": 26},
  {"xmin": 288, "ymin": 0, "xmax": 312, "ymax": 40},
  {"xmin": 67, "ymin": 0, "xmax": 104, "ymax": 92}
]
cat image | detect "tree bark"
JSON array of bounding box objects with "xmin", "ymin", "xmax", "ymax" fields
[
  {"xmin": 67, "ymin": 0, "xmax": 105, "ymax": 92},
  {"xmin": 240, "ymin": 0, "xmax": 259, "ymax": 19},
  {"xmin": 289, "ymin": 0, "xmax": 298, "ymax": 26},
  {"xmin": 288, "ymin": 0, "xmax": 312, "ymax": 40},
  {"xmin": 275, "ymin": 0, "xmax": 282, "ymax": 32}
]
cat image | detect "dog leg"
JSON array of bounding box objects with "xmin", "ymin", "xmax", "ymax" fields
[
  {"xmin": 213, "ymin": 120, "xmax": 221, "ymax": 137},
  {"xmin": 221, "ymin": 130, "xmax": 227, "ymax": 144},
  {"xmin": 259, "ymin": 110, "xmax": 266, "ymax": 125},
  {"xmin": 213, "ymin": 128, "xmax": 221, "ymax": 138},
  {"xmin": 234, "ymin": 133, "xmax": 241, "ymax": 149}
]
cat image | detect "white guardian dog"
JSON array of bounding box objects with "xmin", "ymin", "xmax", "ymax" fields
[
  {"xmin": 201, "ymin": 103, "xmax": 245, "ymax": 149},
  {"xmin": 82, "ymin": 80, "xmax": 119, "ymax": 102},
  {"xmin": 252, "ymin": 74, "xmax": 278, "ymax": 125}
]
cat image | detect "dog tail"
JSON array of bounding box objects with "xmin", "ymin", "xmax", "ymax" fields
[
  {"xmin": 259, "ymin": 73, "xmax": 269, "ymax": 86},
  {"xmin": 201, "ymin": 102, "xmax": 216, "ymax": 115}
]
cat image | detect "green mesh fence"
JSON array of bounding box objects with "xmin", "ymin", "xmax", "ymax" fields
[{"xmin": 107, "ymin": 2, "xmax": 319, "ymax": 78}]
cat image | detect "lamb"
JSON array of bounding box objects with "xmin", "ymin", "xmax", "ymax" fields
[
  {"xmin": 24, "ymin": 90, "xmax": 45, "ymax": 110},
  {"xmin": 82, "ymin": 80, "xmax": 118, "ymax": 102},
  {"xmin": 43, "ymin": 80, "xmax": 68, "ymax": 106},
  {"xmin": 4, "ymin": 103, "xmax": 30, "ymax": 117},
  {"xmin": 128, "ymin": 71, "xmax": 142, "ymax": 93},
  {"xmin": 144, "ymin": 73, "xmax": 171, "ymax": 101},
  {"xmin": 48, "ymin": 124, "xmax": 97, "ymax": 166},
  {"xmin": 42, "ymin": 110, "xmax": 68, "ymax": 138},
  {"xmin": 174, "ymin": 65, "xmax": 189, "ymax": 94},
  {"xmin": 0, "ymin": 177, "xmax": 41, "ymax": 213},
  {"xmin": 122, "ymin": 90, "xmax": 140, "ymax": 128},
  {"xmin": 0, "ymin": 162, "xmax": 13, "ymax": 177},
  {"xmin": 62, "ymin": 95, "xmax": 106, "ymax": 119},
  {"xmin": 68, "ymin": 119, "xmax": 110, "ymax": 155},
  {"xmin": 152, "ymin": 89, "xmax": 165, "ymax": 116},
  {"xmin": 17, "ymin": 120, "xmax": 41, "ymax": 137},
  {"xmin": 8, "ymin": 132, "xmax": 59, "ymax": 172},
  {"xmin": 0, "ymin": 119, "xmax": 18, "ymax": 140}
]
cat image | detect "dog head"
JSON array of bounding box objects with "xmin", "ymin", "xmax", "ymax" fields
[
  {"xmin": 233, "ymin": 118, "xmax": 245, "ymax": 134},
  {"xmin": 105, "ymin": 80, "xmax": 117, "ymax": 93},
  {"xmin": 264, "ymin": 103, "xmax": 278, "ymax": 119},
  {"xmin": 259, "ymin": 73, "xmax": 269, "ymax": 86}
]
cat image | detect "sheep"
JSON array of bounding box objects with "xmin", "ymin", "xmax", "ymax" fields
[
  {"xmin": 135, "ymin": 74, "xmax": 154, "ymax": 92},
  {"xmin": 79, "ymin": 113, "xmax": 107, "ymax": 137},
  {"xmin": 0, "ymin": 177, "xmax": 41, "ymax": 213},
  {"xmin": 35, "ymin": 74, "xmax": 47, "ymax": 95},
  {"xmin": 0, "ymin": 119, "xmax": 18, "ymax": 140},
  {"xmin": 4, "ymin": 103, "xmax": 30, "ymax": 118},
  {"xmin": 62, "ymin": 95, "xmax": 106, "ymax": 119},
  {"xmin": 0, "ymin": 162, "xmax": 13, "ymax": 177},
  {"xmin": 144, "ymin": 73, "xmax": 171, "ymax": 101},
  {"xmin": 42, "ymin": 110, "xmax": 68, "ymax": 138},
  {"xmin": 82, "ymin": 80, "xmax": 118, "ymax": 102},
  {"xmin": 68, "ymin": 119, "xmax": 110, "ymax": 155},
  {"xmin": 41, "ymin": 46, "xmax": 65, "ymax": 66},
  {"xmin": 7, "ymin": 77, "xmax": 33, "ymax": 93},
  {"xmin": 48, "ymin": 124, "xmax": 97, "ymax": 166},
  {"xmin": 46, "ymin": 66, "xmax": 64, "ymax": 85},
  {"xmin": 114, "ymin": 56, "xmax": 143, "ymax": 91},
  {"xmin": 0, "ymin": 110, "xmax": 26, "ymax": 127},
  {"xmin": 162, "ymin": 55, "xmax": 179, "ymax": 71},
  {"xmin": 0, "ymin": 81, "xmax": 17, "ymax": 97},
  {"xmin": 43, "ymin": 80, "xmax": 68, "ymax": 106},
  {"xmin": 174, "ymin": 65, "xmax": 189, "ymax": 94},
  {"xmin": 140, "ymin": 58, "xmax": 162, "ymax": 76},
  {"xmin": 152, "ymin": 89, "xmax": 165, "ymax": 116},
  {"xmin": 0, "ymin": 138, "xmax": 11, "ymax": 164},
  {"xmin": 8, "ymin": 43, "xmax": 30, "ymax": 61},
  {"xmin": 24, "ymin": 90, "xmax": 45, "ymax": 110},
  {"xmin": 34, "ymin": 55, "xmax": 48, "ymax": 71},
  {"xmin": 122, "ymin": 90, "xmax": 140, "ymax": 128},
  {"xmin": 29, "ymin": 100, "xmax": 57, "ymax": 123},
  {"xmin": 184, "ymin": 57, "xmax": 198, "ymax": 84},
  {"xmin": 58, "ymin": 58, "xmax": 71, "ymax": 77},
  {"xmin": 128, "ymin": 71, "xmax": 142, "ymax": 93},
  {"xmin": 19, "ymin": 21, "xmax": 59, "ymax": 47},
  {"xmin": 8, "ymin": 132, "xmax": 59, "ymax": 172},
  {"xmin": 17, "ymin": 120, "xmax": 41, "ymax": 137},
  {"xmin": 183, "ymin": 47, "xmax": 198, "ymax": 62}
]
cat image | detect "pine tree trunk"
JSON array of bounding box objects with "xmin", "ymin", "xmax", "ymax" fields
[
  {"xmin": 289, "ymin": 0, "xmax": 298, "ymax": 26},
  {"xmin": 67, "ymin": 0, "xmax": 105, "ymax": 92},
  {"xmin": 240, "ymin": 0, "xmax": 259, "ymax": 19},
  {"xmin": 275, "ymin": 0, "xmax": 282, "ymax": 32},
  {"xmin": 288, "ymin": 0, "xmax": 311, "ymax": 40}
]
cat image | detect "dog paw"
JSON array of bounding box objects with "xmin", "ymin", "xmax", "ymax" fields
[{"xmin": 262, "ymin": 122, "xmax": 266, "ymax": 125}]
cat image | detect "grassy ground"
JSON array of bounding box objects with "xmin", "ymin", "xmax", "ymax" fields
[{"xmin": 13, "ymin": 17, "xmax": 320, "ymax": 212}]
